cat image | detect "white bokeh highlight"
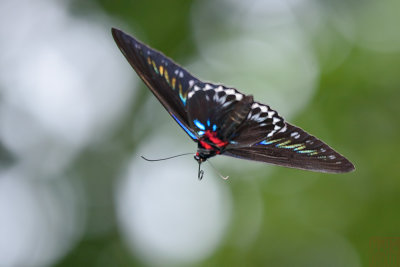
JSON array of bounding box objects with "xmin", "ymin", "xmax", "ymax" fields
[
  {"xmin": 0, "ymin": 0, "xmax": 135, "ymax": 175},
  {"xmin": 0, "ymin": 168, "xmax": 85, "ymax": 267},
  {"xmin": 116, "ymin": 131, "xmax": 232, "ymax": 266},
  {"xmin": 0, "ymin": 0, "xmax": 136, "ymax": 266},
  {"xmin": 190, "ymin": 0, "xmax": 319, "ymax": 119}
]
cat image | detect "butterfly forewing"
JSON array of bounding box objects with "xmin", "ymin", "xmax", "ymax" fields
[
  {"xmin": 112, "ymin": 28, "xmax": 199, "ymax": 140},
  {"xmin": 224, "ymin": 123, "xmax": 354, "ymax": 173}
]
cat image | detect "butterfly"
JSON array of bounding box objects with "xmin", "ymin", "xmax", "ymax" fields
[{"xmin": 111, "ymin": 28, "xmax": 354, "ymax": 179}]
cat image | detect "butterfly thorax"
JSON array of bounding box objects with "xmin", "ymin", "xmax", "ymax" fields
[
  {"xmin": 194, "ymin": 95, "xmax": 254, "ymax": 163},
  {"xmin": 195, "ymin": 129, "xmax": 229, "ymax": 161}
]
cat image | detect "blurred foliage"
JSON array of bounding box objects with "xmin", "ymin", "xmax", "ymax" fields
[{"xmin": 54, "ymin": 0, "xmax": 400, "ymax": 266}]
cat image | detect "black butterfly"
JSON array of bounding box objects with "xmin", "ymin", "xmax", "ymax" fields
[{"xmin": 111, "ymin": 28, "xmax": 354, "ymax": 178}]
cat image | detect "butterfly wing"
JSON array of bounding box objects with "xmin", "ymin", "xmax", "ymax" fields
[
  {"xmin": 224, "ymin": 103, "xmax": 355, "ymax": 173},
  {"xmin": 112, "ymin": 28, "xmax": 199, "ymax": 140},
  {"xmin": 185, "ymin": 83, "xmax": 252, "ymax": 138},
  {"xmin": 226, "ymin": 101, "xmax": 286, "ymax": 147}
]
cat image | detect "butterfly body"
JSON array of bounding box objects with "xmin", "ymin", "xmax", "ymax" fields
[
  {"xmin": 111, "ymin": 28, "xmax": 355, "ymax": 175},
  {"xmin": 194, "ymin": 96, "xmax": 253, "ymax": 162}
]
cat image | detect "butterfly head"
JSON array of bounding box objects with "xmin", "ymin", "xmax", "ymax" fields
[
  {"xmin": 194, "ymin": 153, "xmax": 202, "ymax": 163},
  {"xmin": 194, "ymin": 152, "xmax": 206, "ymax": 164},
  {"xmin": 194, "ymin": 149, "xmax": 218, "ymax": 164}
]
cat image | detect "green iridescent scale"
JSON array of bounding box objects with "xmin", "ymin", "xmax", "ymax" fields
[{"xmin": 258, "ymin": 138, "xmax": 318, "ymax": 156}]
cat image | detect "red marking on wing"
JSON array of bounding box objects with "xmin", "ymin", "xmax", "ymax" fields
[
  {"xmin": 204, "ymin": 130, "xmax": 228, "ymax": 148},
  {"xmin": 199, "ymin": 130, "xmax": 228, "ymax": 150},
  {"xmin": 199, "ymin": 140, "xmax": 213, "ymax": 150}
]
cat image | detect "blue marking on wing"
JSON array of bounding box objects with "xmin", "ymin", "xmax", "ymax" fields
[
  {"xmin": 212, "ymin": 124, "xmax": 217, "ymax": 131},
  {"xmin": 198, "ymin": 130, "xmax": 205, "ymax": 136},
  {"xmin": 258, "ymin": 140, "xmax": 274, "ymax": 145},
  {"xmin": 207, "ymin": 119, "xmax": 210, "ymax": 127},
  {"xmin": 172, "ymin": 114, "xmax": 197, "ymax": 140},
  {"xmin": 179, "ymin": 93, "xmax": 187, "ymax": 105},
  {"xmin": 194, "ymin": 119, "xmax": 206, "ymax": 130}
]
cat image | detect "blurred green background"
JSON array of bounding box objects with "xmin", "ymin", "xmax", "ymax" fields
[{"xmin": 1, "ymin": 0, "xmax": 399, "ymax": 266}]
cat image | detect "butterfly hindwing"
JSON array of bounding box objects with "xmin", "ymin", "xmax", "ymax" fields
[
  {"xmin": 224, "ymin": 123, "xmax": 354, "ymax": 173},
  {"xmin": 112, "ymin": 28, "xmax": 198, "ymax": 140},
  {"xmin": 227, "ymin": 101, "xmax": 286, "ymax": 147}
]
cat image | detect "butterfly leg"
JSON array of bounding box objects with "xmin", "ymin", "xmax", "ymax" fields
[{"xmin": 198, "ymin": 161, "xmax": 204, "ymax": 180}]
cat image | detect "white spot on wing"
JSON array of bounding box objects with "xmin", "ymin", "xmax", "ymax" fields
[
  {"xmin": 222, "ymin": 100, "xmax": 233, "ymax": 107},
  {"xmin": 225, "ymin": 89, "xmax": 235, "ymax": 95},
  {"xmin": 215, "ymin": 86, "xmax": 224, "ymax": 92},
  {"xmin": 290, "ymin": 131, "xmax": 300, "ymax": 139},
  {"xmin": 278, "ymin": 125, "xmax": 287, "ymax": 133},
  {"xmin": 218, "ymin": 95, "xmax": 227, "ymax": 104},
  {"xmin": 235, "ymin": 93, "xmax": 243, "ymax": 101},
  {"xmin": 267, "ymin": 111, "xmax": 275, "ymax": 118},
  {"xmin": 204, "ymin": 84, "xmax": 213, "ymax": 90},
  {"xmin": 260, "ymin": 105, "xmax": 268, "ymax": 113},
  {"xmin": 251, "ymin": 102, "xmax": 269, "ymax": 113},
  {"xmin": 188, "ymin": 80, "xmax": 195, "ymax": 88},
  {"xmin": 272, "ymin": 117, "xmax": 280, "ymax": 124},
  {"xmin": 253, "ymin": 116, "xmax": 266, "ymax": 123}
]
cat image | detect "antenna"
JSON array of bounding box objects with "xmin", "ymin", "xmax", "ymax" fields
[
  {"xmin": 207, "ymin": 161, "xmax": 229, "ymax": 180},
  {"xmin": 141, "ymin": 152, "xmax": 193, "ymax": 162},
  {"xmin": 141, "ymin": 153, "xmax": 228, "ymax": 181}
]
